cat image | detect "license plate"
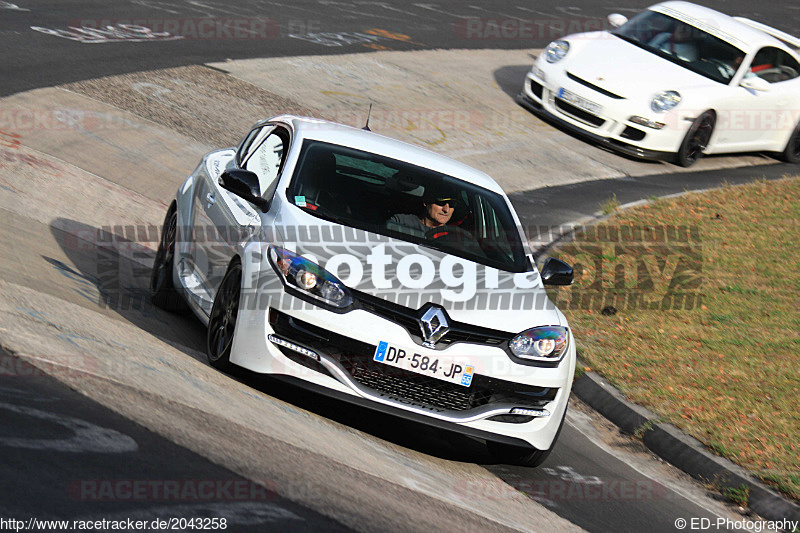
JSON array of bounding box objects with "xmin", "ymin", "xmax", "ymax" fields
[
  {"xmin": 557, "ymin": 87, "xmax": 602, "ymax": 115},
  {"xmin": 373, "ymin": 341, "xmax": 474, "ymax": 387}
]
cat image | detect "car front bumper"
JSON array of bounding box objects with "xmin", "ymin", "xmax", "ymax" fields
[
  {"xmin": 228, "ymin": 272, "xmax": 573, "ymax": 451},
  {"xmin": 518, "ymin": 68, "xmax": 686, "ymax": 161}
]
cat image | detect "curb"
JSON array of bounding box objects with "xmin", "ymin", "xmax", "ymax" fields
[{"xmin": 572, "ymin": 369, "xmax": 800, "ymax": 524}]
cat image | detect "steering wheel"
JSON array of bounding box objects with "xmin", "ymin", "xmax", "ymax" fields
[{"xmin": 703, "ymin": 57, "xmax": 736, "ymax": 79}]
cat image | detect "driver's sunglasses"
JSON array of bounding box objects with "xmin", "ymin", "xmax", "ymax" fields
[{"xmin": 432, "ymin": 197, "xmax": 458, "ymax": 207}]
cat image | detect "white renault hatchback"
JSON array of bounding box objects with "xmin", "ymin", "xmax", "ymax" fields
[{"xmin": 151, "ymin": 115, "xmax": 575, "ymax": 466}]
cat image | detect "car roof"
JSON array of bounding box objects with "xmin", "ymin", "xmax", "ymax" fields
[
  {"xmin": 259, "ymin": 115, "xmax": 506, "ymax": 195},
  {"xmin": 651, "ymin": 1, "xmax": 793, "ymax": 53}
]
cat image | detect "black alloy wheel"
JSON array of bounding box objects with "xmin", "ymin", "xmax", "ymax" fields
[
  {"xmin": 779, "ymin": 121, "xmax": 800, "ymax": 163},
  {"xmin": 150, "ymin": 208, "xmax": 187, "ymax": 311},
  {"xmin": 676, "ymin": 111, "xmax": 715, "ymax": 167},
  {"xmin": 207, "ymin": 262, "xmax": 242, "ymax": 370}
]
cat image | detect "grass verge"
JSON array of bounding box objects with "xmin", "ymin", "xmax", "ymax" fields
[{"xmin": 549, "ymin": 176, "xmax": 800, "ymax": 501}]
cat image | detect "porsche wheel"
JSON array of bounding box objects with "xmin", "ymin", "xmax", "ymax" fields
[
  {"xmin": 150, "ymin": 207, "xmax": 187, "ymax": 312},
  {"xmin": 779, "ymin": 121, "xmax": 800, "ymax": 164},
  {"xmin": 207, "ymin": 261, "xmax": 242, "ymax": 370},
  {"xmin": 676, "ymin": 111, "xmax": 715, "ymax": 167}
]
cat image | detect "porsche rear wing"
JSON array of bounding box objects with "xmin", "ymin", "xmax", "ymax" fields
[{"xmin": 734, "ymin": 17, "xmax": 800, "ymax": 49}]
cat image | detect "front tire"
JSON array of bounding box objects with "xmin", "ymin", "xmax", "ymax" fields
[
  {"xmin": 676, "ymin": 111, "xmax": 715, "ymax": 167},
  {"xmin": 778, "ymin": 121, "xmax": 800, "ymax": 163},
  {"xmin": 150, "ymin": 207, "xmax": 187, "ymax": 312},
  {"xmin": 207, "ymin": 261, "xmax": 242, "ymax": 371}
]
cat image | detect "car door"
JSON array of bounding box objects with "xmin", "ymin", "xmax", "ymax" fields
[
  {"xmin": 193, "ymin": 125, "xmax": 288, "ymax": 313},
  {"xmin": 715, "ymin": 47, "xmax": 800, "ymax": 151}
]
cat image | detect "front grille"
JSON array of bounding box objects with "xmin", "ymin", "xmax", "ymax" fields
[
  {"xmin": 345, "ymin": 359, "xmax": 475, "ymax": 411},
  {"xmin": 567, "ymin": 72, "xmax": 625, "ymax": 99},
  {"xmin": 269, "ymin": 309, "xmax": 557, "ymax": 412},
  {"xmin": 355, "ymin": 290, "xmax": 512, "ymax": 350},
  {"xmin": 554, "ymin": 98, "xmax": 605, "ymax": 128},
  {"xmin": 340, "ymin": 353, "xmax": 556, "ymax": 412},
  {"xmin": 529, "ymin": 79, "xmax": 544, "ymax": 99}
]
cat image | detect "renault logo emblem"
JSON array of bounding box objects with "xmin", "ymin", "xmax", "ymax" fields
[{"xmin": 419, "ymin": 306, "xmax": 449, "ymax": 348}]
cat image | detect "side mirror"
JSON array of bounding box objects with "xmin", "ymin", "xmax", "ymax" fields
[
  {"xmin": 541, "ymin": 257, "xmax": 574, "ymax": 286},
  {"xmin": 608, "ymin": 13, "xmax": 628, "ymax": 28},
  {"xmin": 219, "ymin": 169, "xmax": 268, "ymax": 210},
  {"xmin": 740, "ymin": 76, "xmax": 770, "ymax": 92}
]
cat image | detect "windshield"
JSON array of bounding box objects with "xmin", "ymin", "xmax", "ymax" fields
[
  {"xmin": 612, "ymin": 10, "xmax": 746, "ymax": 84},
  {"xmin": 286, "ymin": 139, "xmax": 528, "ymax": 272}
]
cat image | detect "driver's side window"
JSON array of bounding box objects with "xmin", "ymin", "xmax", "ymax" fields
[
  {"xmin": 749, "ymin": 47, "xmax": 800, "ymax": 83},
  {"xmin": 241, "ymin": 127, "xmax": 288, "ymax": 196}
]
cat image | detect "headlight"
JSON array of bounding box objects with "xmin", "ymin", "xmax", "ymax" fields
[
  {"xmin": 268, "ymin": 246, "xmax": 353, "ymax": 308},
  {"xmin": 651, "ymin": 90, "xmax": 682, "ymax": 113},
  {"xmin": 509, "ymin": 326, "xmax": 569, "ymax": 362},
  {"xmin": 545, "ymin": 40, "xmax": 570, "ymax": 63}
]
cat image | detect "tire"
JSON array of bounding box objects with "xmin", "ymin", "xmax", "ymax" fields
[
  {"xmin": 150, "ymin": 207, "xmax": 188, "ymax": 312},
  {"xmin": 676, "ymin": 111, "xmax": 715, "ymax": 167},
  {"xmin": 486, "ymin": 405, "xmax": 567, "ymax": 468},
  {"xmin": 206, "ymin": 261, "xmax": 242, "ymax": 371},
  {"xmin": 778, "ymin": 121, "xmax": 800, "ymax": 163}
]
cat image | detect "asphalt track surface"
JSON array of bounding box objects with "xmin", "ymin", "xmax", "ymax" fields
[
  {"xmin": 0, "ymin": 349, "xmax": 354, "ymax": 532},
  {"xmin": 3, "ymin": 0, "xmax": 799, "ymax": 531},
  {"xmin": 2, "ymin": 0, "xmax": 799, "ymax": 97}
]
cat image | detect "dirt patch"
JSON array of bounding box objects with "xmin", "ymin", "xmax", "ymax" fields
[{"xmin": 61, "ymin": 65, "xmax": 318, "ymax": 148}]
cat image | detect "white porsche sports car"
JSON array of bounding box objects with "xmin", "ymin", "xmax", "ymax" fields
[
  {"xmin": 150, "ymin": 115, "xmax": 576, "ymax": 466},
  {"xmin": 518, "ymin": 1, "xmax": 800, "ymax": 166}
]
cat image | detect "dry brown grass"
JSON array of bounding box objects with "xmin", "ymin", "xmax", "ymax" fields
[{"xmin": 549, "ymin": 176, "xmax": 800, "ymax": 501}]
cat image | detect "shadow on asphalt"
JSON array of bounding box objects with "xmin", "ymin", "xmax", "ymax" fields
[
  {"xmin": 48, "ymin": 218, "xmax": 207, "ymax": 356},
  {"xmin": 493, "ymin": 64, "xmax": 533, "ymax": 99},
  {"xmin": 48, "ymin": 217, "xmax": 502, "ymax": 466}
]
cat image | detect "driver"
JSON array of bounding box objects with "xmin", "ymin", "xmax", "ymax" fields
[{"xmin": 386, "ymin": 185, "xmax": 457, "ymax": 237}]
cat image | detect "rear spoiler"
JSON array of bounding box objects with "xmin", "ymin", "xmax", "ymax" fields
[{"xmin": 733, "ymin": 17, "xmax": 800, "ymax": 49}]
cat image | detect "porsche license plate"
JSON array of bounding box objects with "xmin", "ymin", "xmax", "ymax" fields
[
  {"xmin": 373, "ymin": 341, "xmax": 474, "ymax": 387},
  {"xmin": 557, "ymin": 87, "xmax": 602, "ymax": 115}
]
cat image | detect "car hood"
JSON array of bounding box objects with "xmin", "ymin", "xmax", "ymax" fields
[
  {"xmin": 564, "ymin": 33, "xmax": 719, "ymax": 99},
  {"xmin": 272, "ymin": 218, "xmax": 563, "ymax": 333}
]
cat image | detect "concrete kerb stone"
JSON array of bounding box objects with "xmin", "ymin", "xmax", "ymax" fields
[
  {"xmin": 572, "ymin": 364, "xmax": 800, "ymax": 523},
  {"xmin": 571, "ymin": 370, "xmax": 658, "ymax": 436}
]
